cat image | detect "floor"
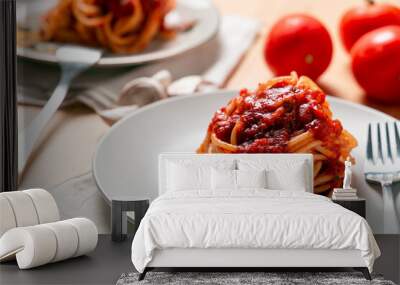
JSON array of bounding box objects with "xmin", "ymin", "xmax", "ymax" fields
[
  {"xmin": 374, "ymin": 235, "xmax": 400, "ymax": 284},
  {"xmin": 1, "ymin": 235, "xmax": 399, "ymax": 285},
  {"xmin": 0, "ymin": 235, "xmax": 134, "ymax": 285}
]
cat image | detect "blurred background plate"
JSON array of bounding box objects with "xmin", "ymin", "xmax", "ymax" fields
[
  {"xmin": 16, "ymin": 0, "xmax": 219, "ymax": 67},
  {"xmin": 93, "ymin": 90, "xmax": 398, "ymax": 234}
]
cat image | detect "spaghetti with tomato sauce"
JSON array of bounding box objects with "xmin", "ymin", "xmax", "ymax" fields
[
  {"xmin": 197, "ymin": 72, "xmax": 357, "ymax": 196},
  {"xmin": 40, "ymin": 0, "xmax": 177, "ymax": 53}
]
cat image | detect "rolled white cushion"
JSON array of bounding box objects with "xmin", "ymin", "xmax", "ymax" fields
[
  {"xmin": 24, "ymin": 189, "xmax": 59, "ymax": 224},
  {"xmin": 42, "ymin": 222, "xmax": 79, "ymax": 262},
  {"xmin": 0, "ymin": 226, "xmax": 57, "ymax": 268},
  {"xmin": 1, "ymin": 192, "xmax": 39, "ymax": 227},
  {"xmin": 0, "ymin": 196, "xmax": 17, "ymax": 237},
  {"xmin": 0, "ymin": 218, "xmax": 98, "ymax": 269},
  {"xmin": 63, "ymin": 218, "xmax": 98, "ymax": 257},
  {"xmin": 0, "ymin": 189, "xmax": 60, "ymax": 239}
]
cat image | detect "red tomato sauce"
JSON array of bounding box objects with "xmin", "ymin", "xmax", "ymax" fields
[
  {"xmin": 95, "ymin": 0, "xmax": 160, "ymax": 18},
  {"xmin": 211, "ymin": 82, "xmax": 343, "ymax": 154}
]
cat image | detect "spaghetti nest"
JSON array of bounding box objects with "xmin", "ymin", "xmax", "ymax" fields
[
  {"xmin": 41, "ymin": 0, "xmax": 176, "ymax": 53},
  {"xmin": 197, "ymin": 72, "xmax": 358, "ymax": 196}
]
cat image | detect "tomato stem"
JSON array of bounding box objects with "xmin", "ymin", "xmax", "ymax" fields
[
  {"xmin": 305, "ymin": 54, "xmax": 314, "ymax": 64},
  {"xmin": 366, "ymin": 0, "xmax": 374, "ymax": 5}
]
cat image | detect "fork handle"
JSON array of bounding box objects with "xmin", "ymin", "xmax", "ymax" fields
[
  {"xmin": 17, "ymin": 71, "xmax": 75, "ymax": 177},
  {"xmin": 382, "ymin": 183, "xmax": 400, "ymax": 234}
]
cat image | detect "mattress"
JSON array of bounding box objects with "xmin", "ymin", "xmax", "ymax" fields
[{"xmin": 131, "ymin": 190, "xmax": 380, "ymax": 273}]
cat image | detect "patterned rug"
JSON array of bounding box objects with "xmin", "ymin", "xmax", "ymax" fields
[{"xmin": 116, "ymin": 271, "xmax": 395, "ymax": 285}]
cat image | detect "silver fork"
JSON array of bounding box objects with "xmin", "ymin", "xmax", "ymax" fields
[
  {"xmin": 365, "ymin": 121, "xmax": 400, "ymax": 234},
  {"xmin": 18, "ymin": 46, "xmax": 102, "ymax": 177}
]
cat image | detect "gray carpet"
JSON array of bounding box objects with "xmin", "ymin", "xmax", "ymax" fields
[{"xmin": 116, "ymin": 272, "xmax": 396, "ymax": 285}]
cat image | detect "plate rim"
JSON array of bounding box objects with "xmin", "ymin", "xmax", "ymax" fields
[
  {"xmin": 17, "ymin": 0, "xmax": 220, "ymax": 67},
  {"xmin": 92, "ymin": 90, "xmax": 397, "ymax": 202}
]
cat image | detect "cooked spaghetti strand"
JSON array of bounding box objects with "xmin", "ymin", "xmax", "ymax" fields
[
  {"xmin": 40, "ymin": 0, "xmax": 177, "ymax": 54},
  {"xmin": 197, "ymin": 72, "xmax": 358, "ymax": 196}
]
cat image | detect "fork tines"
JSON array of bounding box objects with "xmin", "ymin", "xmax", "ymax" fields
[{"xmin": 366, "ymin": 121, "xmax": 400, "ymax": 166}]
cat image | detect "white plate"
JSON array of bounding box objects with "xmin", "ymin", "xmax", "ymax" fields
[
  {"xmin": 93, "ymin": 90, "xmax": 398, "ymax": 234},
  {"xmin": 16, "ymin": 0, "xmax": 219, "ymax": 67}
]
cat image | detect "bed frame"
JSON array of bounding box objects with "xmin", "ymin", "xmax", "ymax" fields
[
  {"xmin": 138, "ymin": 153, "xmax": 372, "ymax": 281},
  {"xmin": 139, "ymin": 248, "xmax": 371, "ymax": 280}
]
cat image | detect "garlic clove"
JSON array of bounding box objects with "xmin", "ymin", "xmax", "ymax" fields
[{"xmin": 167, "ymin": 75, "xmax": 202, "ymax": 96}]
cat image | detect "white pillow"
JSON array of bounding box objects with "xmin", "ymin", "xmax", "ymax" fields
[
  {"xmin": 236, "ymin": 169, "xmax": 267, "ymax": 189},
  {"xmin": 167, "ymin": 163, "xmax": 210, "ymax": 191},
  {"xmin": 211, "ymin": 168, "xmax": 236, "ymax": 190},
  {"xmin": 238, "ymin": 159, "xmax": 307, "ymax": 191},
  {"xmin": 211, "ymin": 169, "xmax": 268, "ymax": 190},
  {"xmin": 266, "ymin": 163, "xmax": 306, "ymax": 191},
  {"xmin": 166, "ymin": 159, "xmax": 236, "ymax": 192}
]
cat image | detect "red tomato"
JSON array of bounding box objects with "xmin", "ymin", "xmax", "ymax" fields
[
  {"xmin": 351, "ymin": 25, "xmax": 400, "ymax": 103},
  {"xmin": 340, "ymin": 3, "xmax": 400, "ymax": 52},
  {"xmin": 264, "ymin": 14, "xmax": 333, "ymax": 80}
]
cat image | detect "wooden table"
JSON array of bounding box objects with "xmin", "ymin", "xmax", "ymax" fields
[
  {"xmin": 216, "ymin": 0, "xmax": 400, "ymax": 119},
  {"xmin": 18, "ymin": 0, "xmax": 400, "ymax": 191}
]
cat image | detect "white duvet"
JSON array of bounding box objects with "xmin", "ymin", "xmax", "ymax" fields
[{"xmin": 131, "ymin": 190, "xmax": 380, "ymax": 273}]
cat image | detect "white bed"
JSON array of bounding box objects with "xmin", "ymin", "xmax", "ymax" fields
[{"xmin": 131, "ymin": 153, "xmax": 380, "ymax": 280}]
